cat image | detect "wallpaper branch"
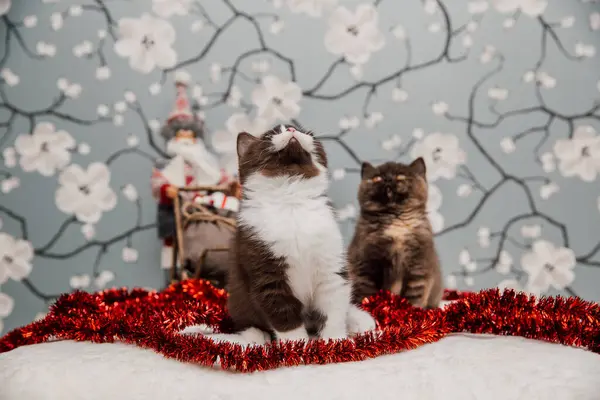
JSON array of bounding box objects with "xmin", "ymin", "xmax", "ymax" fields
[{"xmin": 0, "ymin": 0, "xmax": 599, "ymax": 333}]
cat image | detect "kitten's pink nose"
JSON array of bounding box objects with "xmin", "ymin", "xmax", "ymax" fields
[{"xmin": 287, "ymin": 127, "xmax": 296, "ymax": 132}]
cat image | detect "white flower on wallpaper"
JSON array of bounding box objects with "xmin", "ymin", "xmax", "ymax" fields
[
  {"xmin": 3, "ymin": 147, "xmax": 16, "ymax": 168},
  {"xmin": 381, "ymin": 134, "xmax": 402, "ymax": 151},
  {"xmin": 287, "ymin": 0, "xmax": 337, "ymax": 18},
  {"xmin": 540, "ymin": 181, "xmax": 559, "ymax": 200},
  {"xmin": 335, "ymin": 204, "xmax": 356, "ymax": 222},
  {"xmin": 96, "ymin": 104, "xmax": 110, "ymax": 117},
  {"xmin": 121, "ymin": 184, "xmax": 139, "ymax": 202},
  {"xmin": 57, "ymin": 78, "xmax": 82, "ymax": 99},
  {"xmin": 477, "ymin": 226, "xmax": 491, "ymax": 248},
  {"xmin": 0, "ymin": 0, "xmax": 10, "ymax": 16},
  {"xmin": 459, "ymin": 249, "xmax": 478, "ymax": 272},
  {"xmin": 127, "ymin": 134, "xmax": 140, "ymax": 148},
  {"xmin": 411, "ymin": 132, "xmax": 467, "ymax": 181},
  {"xmin": 391, "ymin": 24, "xmax": 406, "ymax": 40},
  {"xmin": 574, "ymin": 43, "xmax": 596, "ymax": 58},
  {"xmin": 14, "ymin": 122, "xmax": 75, "ymax": 177},
  {"xmin": 73, "ymin": 40, "xmax": 93, "ymax": 58},
  {"xmin": 496, "ymin": 251, "xmax": 513, "ymax": 274},
  {"xmin": 324, "ymin": 4, "xmax": 385, "ymax": 65},
  {"xmin": 227, "ymin": 86, "xmax": 243, "ymax": 107},
  {"xmin": 560, "ymin": 16, "xmax": 575, "ymax": 29},
  {"xmin": 152, "ymin": 0, "xmax": 193, "ymax": 18},
  {"xmin": 94, "ymin": 270, "xmax": 115, "ymax": 289},
  {"xmin": 1, "ymin": 176, "xmax": 20, "ymax": 193},
  {"xmin": 36, "ymin": 42, "xmax": 56, "ymax": 58},
  {"xmin": 81, "ymin": 224, "xmax": 96, "ymax": 241},
  {"xmin": 540, "ymin": 152, "xmax": 555, "ymax": 173},
  {"xmin": 114, "ymin": 14, "xmax": 177, "ymax": 73},
  {"xmin": 521, "ymin": 240, "xmax": 576, "ymax": 293},
  {"xmin": 78, "ymin": 142, "xmax": 91, "ymax": 155},
  {"xmin": 252, "ymin": 75, "xmax": 302, "ymax": 122},
  {"xmin": 488, "ymin": 87, "xmax": 509, "ymax": 101},
  {"xmin": 432, "ymin": 101, "xmax": 449, "ymax": 116},
  {"xmin": 69, "ymin": 274, "xmax": 91, "ymax": 289},
  {"xmin": 479, "ymin": 45, "xmax": 496, "ymax": 64},
  {"xmin": 427, "ymin": 184, "xmax": 444, "ymax": 233},
  {"xmin": 270, "ymin": 19, "xmax": 285, "ymax": 35},
  {"xmin": 491, "ymin": 0, "xmax": 547, "ymax": 17},
  {"xmin": 500, "ymin": 137, "xmax": 516, "ymax": 153},
  {"xmin": 0, "ymin": 233, "xmax": 33, "ymax": 284},
  {"xmin": 412, "ymin": 128, "xmax": 425, "ymax": 140},
  {"xmin": 210, "ymin": 63, "xmax": 222, "ymax": 83},
  {"xmin": 191, "ymin": 84, "xmax": 208, "ymax": 105},
  {"xmin": 55, "ymin": 163, "xmax": 117, "ymax": 224},
  {"xmin": 391, "ymin": 87, "xmax": 409, "ymax": 103},
  {"xmin": 212, "ymin": 113, "xmax": 270, "ymax": 175},
  {"xmin": 122, "ymin": 247, "xmax": 139, "ymax": 263},
  {"xmin": 1, "ymin": 68, "xmax": 19, "ymax": 86},
  {"xmin": 521, "ymin": 224, "xmax": 541, "ymax": 239},
  {"xmin": 591, "ymin": 12, "xmax": 600, "ymax": 31},
  {"xmin": 497, "ymin": 279, "xmax": 525, "ymax": 293},
  {"xmin": 365, "ymin": 111, "xmax": 384, "ymax": 129},
  {"xmin": 50, "ymin": 12, "xmax": 63, "ymax": 31},
  {"xmin": 535, "ymin": 71, "xmax": 556, "ymax": 89},
  {"xmin": 332, "ymin": 168, "xmax": 345, "ymax": 180},
  {"xmin": 553, "ymin": 125, "xmax": 600, "ymax": 182},
  {"xmin": 339, "ymin": 115, "xmax": 360, "ymax": 130},
  {"xmin": 212, "ymin": 113, "xmax": 269, "ymax": 153},
  {"xmin": 69, "ymin": 5, "xmax": 83, "ymax": 17},
  {"xmin": 0, "ymin": 292, "xmax": 15, "ymax": 334},
  {"xmin": 468, "ymin": 1, "xmax": 489, "ymax": 14},
  {"xmin": 23, "ymin": 15, "xmax": 38, "ymax": 28},
  {"xmin": 191, "ymin": 20, "xmax": 204, "ymax": 33},
  {"xmin": 457, "ymin": 184, "xmax": 472, "ymax": 197},
  {"xmin": 251, "ymin": 60, "xmax": 270, "ymax": 74}
]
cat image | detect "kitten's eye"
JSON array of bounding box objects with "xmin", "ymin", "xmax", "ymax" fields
[
  {"xmin": 371, "ymin": 176, "xmax": 382, "ymax": 183},
  {"xmin": 396, "ymin": 175, "xmax": 406, "ymax": 181}
]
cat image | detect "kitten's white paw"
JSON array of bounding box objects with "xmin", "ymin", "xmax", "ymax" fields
[
  {"xmin": 320, "ymin": 323, "xmax": 348, "ymax": 341},
  {"xmin": 439, "ymin": 300, "xmax": 452, "ymax": 308},
  {"xmin": 179, "ymin": 324, "xmax": 213, "ymax": 335},
  {"xmin": 275, "ymin": 325, "xmax": 309, "ymax": 342},
  {"xmin": 347, "ymin": 305, "xmax": 376, "ymax": 335},
  {"xmin": 239, "ymin": 327, "xmax": 271, "ymax": 345}
]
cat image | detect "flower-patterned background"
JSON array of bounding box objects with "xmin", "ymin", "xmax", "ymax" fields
[{"xmin": 0, "ymin": 0, "xmax": 599, "ymax": 334}]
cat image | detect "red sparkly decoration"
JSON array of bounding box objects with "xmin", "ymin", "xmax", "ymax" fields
[{"xmin": 1, "ymin": 281, "xmax": 598, "ymax": 373}]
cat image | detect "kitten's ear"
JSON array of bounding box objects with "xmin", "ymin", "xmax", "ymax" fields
[
  {"xmin": 237, "ymin": 132, "xmax": 257, "ymax": 158},
  {"xmin": 410, "ymin": 157, "xmax": 427, "ymax": 177},
  {"xmin": 361, "ymin": 162, "xmax": 376, "ymax": 179}
]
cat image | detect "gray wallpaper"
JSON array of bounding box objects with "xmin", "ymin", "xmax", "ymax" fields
[{"xmin": 0, "ymin": 0, "xmax": 599, "ymax": 334}]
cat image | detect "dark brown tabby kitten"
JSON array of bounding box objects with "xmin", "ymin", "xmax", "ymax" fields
[{"xmin": 348, "ymin": 157, "xmax": 443, "ymax": 309}]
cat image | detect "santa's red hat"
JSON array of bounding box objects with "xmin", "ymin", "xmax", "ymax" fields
[{"xmin": 167, "ymin": 80, "xmax": 193, "ymax": 123}]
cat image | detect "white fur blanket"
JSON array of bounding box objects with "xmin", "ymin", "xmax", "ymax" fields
[{"xmin": 1, "ymin": 334, "xmax": 599, "ymax": 400}]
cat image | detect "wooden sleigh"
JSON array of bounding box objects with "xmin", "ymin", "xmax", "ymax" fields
[{"xmin": 169, "ymin": 184, "xmax": 239, "ymax": 285}]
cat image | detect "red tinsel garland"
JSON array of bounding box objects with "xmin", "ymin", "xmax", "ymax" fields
[{"xmin": 0, "ymin": 280, "xmax": 598, "ymax": 373}]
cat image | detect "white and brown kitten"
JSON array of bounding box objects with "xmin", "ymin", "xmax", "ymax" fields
[{"xmin": 222, "ymin": 124, "xmax": 375, "ymax": 344}]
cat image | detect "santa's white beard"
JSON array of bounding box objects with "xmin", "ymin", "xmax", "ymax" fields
[{"xmin": 166, "ymin": 138, "xmax": 222, "ymax": 185}]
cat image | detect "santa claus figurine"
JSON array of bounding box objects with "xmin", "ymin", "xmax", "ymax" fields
[{"xmin": 151, "ymin": 79, "xmax": 231, "ymax": 270}]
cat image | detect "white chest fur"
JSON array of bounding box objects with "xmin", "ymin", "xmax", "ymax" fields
[{"xmin": 239, "ymin": 173, "xmax": 344, "ymax": 304}]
